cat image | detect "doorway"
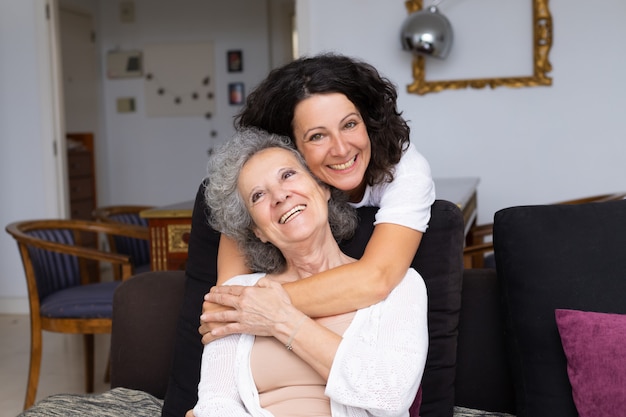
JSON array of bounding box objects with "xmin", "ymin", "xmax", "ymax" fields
[
  {"xmin": 52, "ymin": 0, "xmax": 296, "ymax": 211},
  {"xmin": 59, "ymin": 7, "xmax": 99, "ymax": 133}
]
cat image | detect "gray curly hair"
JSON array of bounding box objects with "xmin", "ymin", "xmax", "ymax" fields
[{"xmin": 205, "ymin": 127, "xmax": 357, "ymax": 273}]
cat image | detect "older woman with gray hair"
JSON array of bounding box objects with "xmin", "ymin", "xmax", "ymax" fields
[
  {"xmin": 204, "ymin": 128, "xmax": 357, "ymax": 275},
  {"xmin": 193, "ymin": 128, "xmax": 428, "ymax": 417}
]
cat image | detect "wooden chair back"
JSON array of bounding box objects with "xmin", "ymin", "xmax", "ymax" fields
[
  {"xmin": 463, "ymin": 192, "xmax": 626, "ymax": 268},
  {"xmin": 92, "ymin": 205, "xmax": 152, "ymax": 278},
  {"xmin": 5, "ymin": 218, "xmax": 149, "ymax": 410}
]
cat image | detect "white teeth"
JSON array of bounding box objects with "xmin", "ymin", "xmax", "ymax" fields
[
  {"xmin": 279, "ymin": 205, "xmax": 305, "ymax": 224},
  {"xmin": 329, "ymin": 156, "xmax": 356, "ymax": 170}
]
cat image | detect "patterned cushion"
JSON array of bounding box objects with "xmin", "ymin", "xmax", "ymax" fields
[
  {"xmin": 453, "ymin": 406, "xmax": 515, "ymax": 417},
  {"xmin": 18, "ymin": 388, "xmax": 162, "ymax": 417},
  {"xmin": 18, "ymin": 390, "xmax": 514, "ymax": 417}
]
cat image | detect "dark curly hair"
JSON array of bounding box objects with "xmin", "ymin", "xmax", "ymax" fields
[{"xmin": 234, "ymin": 53, "xmax": 410, "ymax": 187}]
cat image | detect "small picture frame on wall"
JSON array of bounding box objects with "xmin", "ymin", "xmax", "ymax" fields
[
  {"xmin": 227, "ymin": 50, "xmax": 243, "ymax": 72},
  {"xmin": 228, "ymin": 82, "xmax": 245, "ymax": 105}
]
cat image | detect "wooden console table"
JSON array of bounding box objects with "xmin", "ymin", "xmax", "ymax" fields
[
  {"xmin": 435, "ymin": 177, "xmax": 480, "ymax": 238},
  {"xmin": 140, "ymin": 201, "xmax": 194, "ymax": 271},
  {"xmin": 141, "ymin": 177, "xmax": 479, "ymax": 271}
]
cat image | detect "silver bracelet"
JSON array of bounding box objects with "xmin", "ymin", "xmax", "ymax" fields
[{"xmin": 285, "ymin": 315, "xmax": 307, "ymax": 351}]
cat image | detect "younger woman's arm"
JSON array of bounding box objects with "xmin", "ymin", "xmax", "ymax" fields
[
  {"xmin": 216, "ymin": 234, "xmax": 251, "ymax": 284},
  {"xmin": 203, "ymin": 223, "xmax": 422, "ymax": 339},
  {"xmin": 286, "ymin": 222, "xmax": 422, "ymax": 315}
]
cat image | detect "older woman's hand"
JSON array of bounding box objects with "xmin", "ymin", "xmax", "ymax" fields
[
  {"xmin": 198, "ymin": 298, "xmax": 235, "ymax": 344},
  {"xmin": 202, "ymin": 277, "xmax": 296, "ymax": 339}
]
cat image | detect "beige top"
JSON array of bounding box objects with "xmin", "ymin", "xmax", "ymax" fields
[{"xmin": 250, "ymin": 311, "xmax": 356, "ymax": 417}]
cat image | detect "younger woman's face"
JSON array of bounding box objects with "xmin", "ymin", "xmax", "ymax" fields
[{"xmin": 292, "ymin": 93, "xmax": 371, "ymax": 202}]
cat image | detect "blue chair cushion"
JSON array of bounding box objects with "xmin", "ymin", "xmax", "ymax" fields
[{"xmin": 40, "ymin": 281, "xmax": 121, "ymax": 318}]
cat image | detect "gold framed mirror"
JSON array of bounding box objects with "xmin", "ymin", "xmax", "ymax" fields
[{"xmin": 404, "ymin": 0, "xmax": 553, "ymax": 95}]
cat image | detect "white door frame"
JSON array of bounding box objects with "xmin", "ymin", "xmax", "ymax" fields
[{"xmin": 38, "ymin": 0, "xmax": 69, "ymax": 218}]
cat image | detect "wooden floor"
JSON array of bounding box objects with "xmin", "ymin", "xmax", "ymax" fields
[{"xmin": 0, "ymin": 314, "xmax": 110, "ymax": 416}]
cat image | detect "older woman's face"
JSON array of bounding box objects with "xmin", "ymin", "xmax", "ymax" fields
[
  {"xmin": 237, "ymin": 147, "xmax": 331, "ymax": 247},
  {"xmin": 292, "ymin": 93, "xmax": 371, "ymax": 202}
]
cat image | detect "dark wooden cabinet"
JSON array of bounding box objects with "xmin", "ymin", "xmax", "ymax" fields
[
  {"xmin": 66, "ymin": 133, "xmax": 99, "ymax": 278},
  {"xmin": 66, "ymin": 133, "xmax": 96, "ymax": 220}
]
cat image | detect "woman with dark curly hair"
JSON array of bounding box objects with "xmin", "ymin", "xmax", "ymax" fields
[{"xmin": 200, "ymin": 53, "xmax": 435, "ymax": 344}]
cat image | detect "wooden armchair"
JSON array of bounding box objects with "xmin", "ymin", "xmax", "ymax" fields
[
  {"xmin": 463, "ymin": 192, "xmax": 626, "ymax": 268},
  {"xmin": 5, "ymin": 218, "xmax": 149, "ymax": 410},
  {"xmin": 92, "ymin": 205, "xmax": 152, "ymax": 279}
]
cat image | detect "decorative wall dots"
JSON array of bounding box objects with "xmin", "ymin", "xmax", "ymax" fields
[
  {"xmin": 144, "ymin": 72, "xmax": 213, "ymax": 107},
  {"xmin": 143, "ymin": 43, "xmax": 216, "ymax": 117}
]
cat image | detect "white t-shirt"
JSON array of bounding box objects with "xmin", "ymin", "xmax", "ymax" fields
[
  {"xmin": 350, "ymin": 142, "xmax": 435, "ymax": 232},
  {"xmin": 193, "ymin": 270, "xmax": 429, "ymax": 417}
]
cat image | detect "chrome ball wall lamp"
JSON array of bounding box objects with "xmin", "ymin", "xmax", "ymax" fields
[{"xmin": 400, "ymin": 0, "xmax": 453, "ymax": 59}]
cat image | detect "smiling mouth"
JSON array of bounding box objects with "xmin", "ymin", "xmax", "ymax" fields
[
  {"xmin": 279, "ymin": 205, "xmax": 306, "ymax": 224},
  {"xmin": 328, "ymin": 155, "xmax": 357, "ymax": 171}
]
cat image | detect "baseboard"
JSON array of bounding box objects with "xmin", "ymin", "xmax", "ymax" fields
[{"xmin": 0, "ymin": 297, "xmax": 29, "ymax": 314}]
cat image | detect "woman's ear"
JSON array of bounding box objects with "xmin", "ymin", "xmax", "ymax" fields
[
  {"xmin": 324, "ymin": 185, "xmax": 332, "ymax": 201},
  {"xmin": 253, "ymin": 227, "xmax": 268, "ymax": 243}
]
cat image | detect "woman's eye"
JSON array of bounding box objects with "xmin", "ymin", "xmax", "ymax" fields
[
  {"xmin": 251, "ymin": 191, "xmax": 263, "ymax": 203},
  {"xmin": 308, "ymin": 133, "xmax": 323, "ymax": 142},
  {"xmin": 282, "ymin": 170, "xmax": 296, "ymax": 180},
  {"xmin": 344, "ymin": 120, "xmax": 357, "ymax": 129}
]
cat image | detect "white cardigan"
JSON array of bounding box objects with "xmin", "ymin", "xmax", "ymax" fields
[{"xmin": 193, "ymin": 269, "xmax": 428, "ymax": 417}]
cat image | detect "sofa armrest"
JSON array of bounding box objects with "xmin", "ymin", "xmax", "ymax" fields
[
  {"xmin": 455, "ymin": 268, "xmax": 515, "ymax": 414},
  {"xmin": 111, "ymin": 270, "xmax": 186, "ymax": 399}
]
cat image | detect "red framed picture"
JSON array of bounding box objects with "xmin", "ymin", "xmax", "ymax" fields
[{"xmin": 227, "ymin": 50, "xmax": 243, "ymax": 72}]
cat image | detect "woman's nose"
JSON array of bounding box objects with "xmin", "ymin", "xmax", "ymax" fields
[
  {"xmin": 271, "ymin": 188, "xmax": 290, "ymax": 205},
  {"xmin": 330, "ymin": 135, "xmax": 350, "ymax": 156}
]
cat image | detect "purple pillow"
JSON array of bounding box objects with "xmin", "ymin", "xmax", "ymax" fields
[{"xmin": 555, "ymin": 309, "xmax": 626, "ymax": 417}]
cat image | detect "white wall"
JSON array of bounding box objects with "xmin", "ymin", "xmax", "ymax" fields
[
  {"xmin": 2, "ymin": 0, "xmax": 625, "ymax": 310},
  {"xmin": 96, "ymin": 0, "xmax": 275, "ymax": 206},
  {"xmin": 297, "ymin": 0, "xmax": 626, "ymax": 224}
]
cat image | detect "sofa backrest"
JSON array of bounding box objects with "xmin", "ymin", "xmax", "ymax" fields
[
  {"xmin": 455, "ymin": 268, "xmax": 516, "ymax": 414},
  {"xmin": 494, "ymin": 199, "xmax": 626, "ymax": 417},
  {"xmin": 339, "ymin": 200, "xmax": 465, "ymax": 417},
  {"xmin": 111, "ymin": 270, "xmax": 186, "ymax": 397},
  {"xmin": 113, "ymin": 199, "xmax": 465, "ymax": 417}
]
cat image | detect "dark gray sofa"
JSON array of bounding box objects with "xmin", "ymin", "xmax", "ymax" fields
[
  {"xmin": 110, "ymin": 267, "xmax": 516, "ymax": 417},
  {"xmin": 111, "ymin": 198, "xmax": 626, "ymax": 417},
  {"xmin": 25, "ymin": 197, "xmax": 626, "ymax": 417},
  {"xmin": 110, "ymin": 194, "xmax": 517, "ymax": 417},
  {"xmin": 130, "ymin": 181, "xmax": 473, "ymax": 417}
]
